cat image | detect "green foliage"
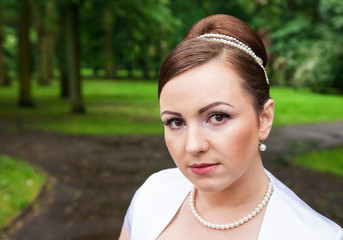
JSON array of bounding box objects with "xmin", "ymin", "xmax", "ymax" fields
[
  {"xmin": 1, "ymin": 0, "xmax": 18, "ymax": 74},
  {"xmin": 0, "ymin": 80, "xmax": 343, "ymax": 135},
  {"xmin": 262, "ymin": 0, "xmax": 343, "ymax": 93},
  {"xmin": 0, "ymin": 155, "xmax": 45, "ymax": 228},
  {"xmin": 1, "ymin": 0, "xmax": 343, "ymax": 92},
  {"xmin": 294, "ymin": 146, "xmax": 343, "ymax": 176},
  {"xmin": 80, "ymin": 0, "xmax": 181, "ymax": 78}
]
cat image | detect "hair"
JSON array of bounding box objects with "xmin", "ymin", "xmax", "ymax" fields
[{"xmin": 158, "ymin": 14, "xmax": 270, "ymax": 114}]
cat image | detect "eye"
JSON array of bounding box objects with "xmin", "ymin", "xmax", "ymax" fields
[
  {"xmin": 207, "ymin": 113, "xmax": 230, "ymax": 125},
  {"xmin": 164, "ymin": 118, "xmax": 186, "ymax": 129}
]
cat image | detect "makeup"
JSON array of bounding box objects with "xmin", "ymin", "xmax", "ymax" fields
[{"xmin": 190, "ymin": 163, "xmax": 220, "ymax": 175}]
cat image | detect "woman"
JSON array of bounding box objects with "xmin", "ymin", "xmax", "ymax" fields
[{"xmin": 119, "ymin": 14, "xmax": 342, "ymax": 240}]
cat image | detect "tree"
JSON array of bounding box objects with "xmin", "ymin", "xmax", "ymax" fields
[
  {"xmin": 116, "ymin": 0, "xmax": 181, "ymax": 79},
  {"xmin": 32, "ymin": 0, "xmax": 57, "ymax": 86},
  {"xmin": 18, "ymin": 0, "xmax": 34, "ymax": 107},
  {"xmin": 0, "ymin": 3, "xmax": 10, "ymax": 86},
  {"xmin": 102, "ymin": 3, "xmax": 115, "ymax": 79},
  {"xmin": 56, "ymin": 3, "xmax": 69, "ymax": 99},
  {"xmin": 64, "ymin": 1, "xmax": 85, "ymax": 113},
  {"xmin": 254, "ymin": 0, "xmax": 343, "ymax": 93}
]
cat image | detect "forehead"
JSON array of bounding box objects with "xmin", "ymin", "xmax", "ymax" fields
[{"xmin": 159, "ymin": 61, "xmax": 251, "ymax": 110}]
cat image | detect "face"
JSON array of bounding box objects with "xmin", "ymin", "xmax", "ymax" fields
[{"xmin": 159, "ymin": 61, "xmax": 271, "ymax": 193}]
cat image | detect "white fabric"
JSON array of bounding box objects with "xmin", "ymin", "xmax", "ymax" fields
[{"xmin": 124, "ymin": 168, "xmax": 343, "ymax": 240}]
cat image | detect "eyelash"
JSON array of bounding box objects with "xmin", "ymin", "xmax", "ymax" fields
[
  {"xmin": 163, "ymin": 112, "xmax": 231, "ymax": 129},
  {"xmin": 207, "ymin": 112, "xmax": 231, "ymax": 125},
  {"xmin": 164, "ymin": 118, "xmax": 185, "ymax": 129}
]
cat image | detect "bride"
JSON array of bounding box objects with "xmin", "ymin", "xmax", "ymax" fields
[{"xmin": 119, "ymin": 14, "xmax": 342, "ymax": 240}]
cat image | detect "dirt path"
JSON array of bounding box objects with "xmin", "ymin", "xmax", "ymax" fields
[{"xmin": 0, "ymin": 121, "xmax": 342, "ymax": 240}]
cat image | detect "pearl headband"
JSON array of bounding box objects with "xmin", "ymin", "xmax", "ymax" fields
[{"xmin": 197, "ymin": 33, "xmax": 269, "ymax": 84}]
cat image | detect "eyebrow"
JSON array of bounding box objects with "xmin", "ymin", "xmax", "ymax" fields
[
  {"xmin": 160, "ymin": 101, "xmax": 233, "ymax": 117},
  {"xmin": 199, "ymin": 101, "xmax": 234, "ymax": 114},
  {"xmin": 160, "ymin": 110, "xmax": 182, "ymax": 117}
]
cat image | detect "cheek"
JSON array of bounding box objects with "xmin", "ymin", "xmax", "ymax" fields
[
  {"xmin": 164, "ymin": 132, "xmax": 184, "ymax": 165},
  {"xmin": 238, "ymin": 123, "xmax": 257, "ymax": 145},
  {"xmin": 218, "ymin": 119, "xmax": 259, "ymax": 158}
]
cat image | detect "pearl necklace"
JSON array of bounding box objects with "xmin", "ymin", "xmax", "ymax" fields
[{"xmin": 189, "ymin": 179, "xmax": 274, "ymax": 230}]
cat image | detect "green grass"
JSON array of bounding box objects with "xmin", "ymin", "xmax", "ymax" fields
[
  {"xmin": 271, "ymin": 88, "xmax": 343, "ymax": 126},
  {"xmin": 294, "ymin": 147, "xmax": 343, "ymax": 176},
  {"xmin": 0, "ymin": 79, "xmax": 161, "ymax": 135},
  {"xmin": 0, "ymin": 80, "xmax": 342, "ymax": 226},
  {"xmin": 0, "ymin": 79, "xmax": 342, "ymax": 135},
  {"xmin": 0, "ymin": 155, "xmax": 46, "ymax": 228}
]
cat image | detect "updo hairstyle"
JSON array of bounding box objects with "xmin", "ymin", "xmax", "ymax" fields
[{"xmin": 158, "ymin": 14, "xmax": 270, "ymax": 115}]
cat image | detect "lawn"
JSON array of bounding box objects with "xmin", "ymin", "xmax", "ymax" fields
[
  {"xmin": 0, "ymin": 79, "xmax": 342, "ymax": 229},
  {"xmin": 0, "ymin": 80, "xmax": 160, "ymax": 135},
  {"xmin": 0, "ymin": 79, "xmax": 342, "ymax": 135},
  {"xmin": 0, "ymin": 155, "xmax": 45, "ymax": 229},
  {"xmin": 271, "ymin": 88, "xmax": 343, "ymax": 126},
  {"xmin": 294, "ymin": 146, "xmax": 343, "ymax": 177}
]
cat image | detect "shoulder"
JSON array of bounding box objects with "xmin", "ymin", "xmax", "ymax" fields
[
  {"xmin": 141, "ymin": 168, "xmax": 189, "ymax": 189},
  {"xmin": 260, "ymin": 170, "xmax": 342, "ymax": 240},
  {"xmin": 126, "ymin": 168, "xmax": 192, "ymax": 239},
  {"xmin": 132, "ymin": 167, "xmax": 191, "ymax": 204}
]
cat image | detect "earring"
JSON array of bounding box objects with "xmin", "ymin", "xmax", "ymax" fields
[{"xmin": 259, "ymin": 140, "xmax": 266, "ymax": 152}]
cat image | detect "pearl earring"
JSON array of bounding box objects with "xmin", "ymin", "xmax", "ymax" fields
[{"xmin": 259, "ymin": 141, "xmax": 266, "ymax": 152}]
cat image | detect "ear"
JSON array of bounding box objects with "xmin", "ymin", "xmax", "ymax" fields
[{"xmin": 258, "ymin": 99, "xmax": 274, "ymax": 141}]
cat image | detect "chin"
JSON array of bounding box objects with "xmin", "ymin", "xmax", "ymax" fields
[{"xmin": 191, "ymin": 178, "xmax": 230, "ymax": 193}]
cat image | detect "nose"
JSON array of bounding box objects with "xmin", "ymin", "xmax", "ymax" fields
[{"xmin": 185, "ymin": 125, "xmax": 209, "ymax": 155}]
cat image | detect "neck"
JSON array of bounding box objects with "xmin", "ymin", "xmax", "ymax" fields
[{"xmin": 196, "ymin": 159, "xmax": 267, "ymax": 210}]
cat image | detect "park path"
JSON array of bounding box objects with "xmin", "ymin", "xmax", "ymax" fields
[{"xmin": 0, "ymin": 121, "xmax": 343, "ymax": 240}]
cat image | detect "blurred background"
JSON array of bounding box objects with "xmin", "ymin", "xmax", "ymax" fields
[
  {"xmin": 0, "ymin": 0, "xmax": 342, "ymax": 98},
  {"xmin": 0, "ymin": 0, "xmax": 342, "ymax": 239}
]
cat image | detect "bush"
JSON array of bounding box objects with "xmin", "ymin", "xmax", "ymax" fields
[{"xmin": 269, "ymin": 0, "xmax": 343, "ymax": 94}]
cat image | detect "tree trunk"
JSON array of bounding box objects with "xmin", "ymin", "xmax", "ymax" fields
[
  {"xmin": 65, "ymin": 3, "xmax": 85, "ymax": 113},
  {"xmin": 32, "ymin": 0, "xmax": 46, "ymax": 85},
  {"xmin": 59, "ymin": 67, "xmax": 69, "ymax": 99},
  {"xmin": 37, "ymin": 35, "xmax": 52, "ymax": 85},
  {"xmin": 56, "ymin": 3, "xmax": 69, "ymax": 99},
  {"xmin": 92, "ymin": 68, "xmax": 99, "ymax": 78},
  {"xmin": 39, "ymin": 33, "xmax": 55, "ymax": 85},
  {"xmin": 138, "ymin": 43, "xmax": 149, "ymax": 79},
  {"xmin": 103, "ymin": 7, "xmax": 115, "ymax": 79},
  {"xmin": 127, "ymin": 65, "xmax": 133, "ymax": 78},
  {"xmin": 43, "ymin": 2, "xmax": 55, "ymax": 81},
  {"xmin": 141, "ymin": 62, "xmax": 149, "ymax": 79},
  {"xmin": 0, "ymin": 7, "xmax": 10, "ymax": 86},
  {"xmin": 18, "ymin": 0, "xmax": 34, "ymax": 107},
  {"xmin": 33, "ymin": 0, "xmax": 55, "ymax": 86}
]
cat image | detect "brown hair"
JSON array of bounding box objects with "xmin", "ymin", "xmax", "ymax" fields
[{"xmin": 158, "ymin": 14, "xmax": 270, "ymax": 114}]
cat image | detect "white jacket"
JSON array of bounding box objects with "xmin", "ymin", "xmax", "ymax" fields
[{"xmin": 124, "ymin": 168, "xmax": 343, "ymax": 240}]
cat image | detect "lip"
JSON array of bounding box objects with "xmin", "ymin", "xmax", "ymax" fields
[{"xmin": 189, "ymin": 163, "xmax": 220, "ymax": 175}]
